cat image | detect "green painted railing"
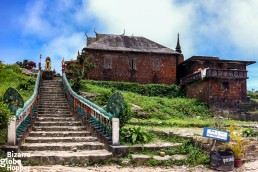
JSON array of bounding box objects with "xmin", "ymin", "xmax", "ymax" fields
[
  {"xmin": 14, "ymin": 71, "xmax": 41, "ymax": 142},
  {"xmin": 62, "ymin": 73, "xmax": 113, "ymax": 138}
]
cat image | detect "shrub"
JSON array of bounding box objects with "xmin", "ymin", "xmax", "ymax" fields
[
  {"xmin": 119, "ymin": 102, "xmax": 133, "ymax": 129},
  {"xmin": 224, "ymin": 123, "xmax": 249, "ymax": 159},
  {"xmin": 0, "ymin": 101, "xmax": 12, "ymax": 131},
  {"xmin": 81, "ymin": 80, "xmax": 183, "ymax": 98},
  {"xmin": 0, "ymin": 101, "xmax": 12, "ymax": 145},
  {"xmin": 120, "ymin": 127, "xmax": 152, "ymax": 144},
  {"xmin": 242, "ymin": 128, "xmax": 257, "ymax": 137},
  {"xmin": 18, "ymin": 78, "xmax": 35, "ymax": 91}
]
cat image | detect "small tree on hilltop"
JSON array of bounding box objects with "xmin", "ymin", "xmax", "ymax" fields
[{"xmin": 68, "ymin": 51, "xmax": 96, "ymax": 92}]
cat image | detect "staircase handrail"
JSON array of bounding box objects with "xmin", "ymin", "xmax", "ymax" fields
[
  {"xmin": 62, "ymin": 74, "xmax": 120, "ymax": 145},
  {"xmin": 8, "ymin": 71, "xmax": 41, "ymax": 145},
  {"xmin": 62, "ymin": 73, "xmax": 113, "ymax": 120}
]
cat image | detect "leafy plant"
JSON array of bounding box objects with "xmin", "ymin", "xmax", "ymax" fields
[
  {"xmin": 18, "ymin": 78, "xmax": 35, "ymax": 90},
  {"xmin": 224, "ymin": 123, "xmax": 249, "ymax": 159},
  {"xmin": 242, "ymin": 128, "xmax": 257, "ymax": 137},
  {"xmin": 120, "ymin": 127, "xmax": 152, "ymax": 144},
  {"xmin": 118, "ymin": 102, "xmax": 133, "ymax": 129}
]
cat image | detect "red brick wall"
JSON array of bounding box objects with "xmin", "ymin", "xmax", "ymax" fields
[
  {"xmin": 208, "ymin": 78, "xmax": 247, "ymax": 108},
  {"xmin": 185, "ymin": 79, "xmax": 210, "ymax": 103},
  {"xmin": 87, "ymin": 51, "xmax": 179, "ymax": 84},
  {"xmin": 185, "ymin": 78, "xmax": 247, "ymax": 108}
]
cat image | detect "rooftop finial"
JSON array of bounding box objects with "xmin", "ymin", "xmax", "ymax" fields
[
  {"xmin": 94, "ymin": 28, "xmax": 98, "ymax": 35},
  {"xmin": 121, "ymin": 29, "xmax": 125, "ymax": 36},
  {"xmin": 175, "ymin": 33, "xmax": 182, "ymax": 53},
  {"xmin": 85, "ymin": 32, "xmax": 88, "ymax": 38}
]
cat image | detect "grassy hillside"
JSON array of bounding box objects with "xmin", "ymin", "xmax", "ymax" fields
[
  {"xmin": 0, "ymin": 63, "xmax": 35, "ymax": 101},
  {"xmin": 0, "ymin": 62, "xmax": 35, "ymax": 145},
  {"xmin": 79, "ymin": 80, "xmax": 257, "ymax": 127},
  {"xmin": 79, "ymin": 80, "xmax": 212, "ymax": 122}
]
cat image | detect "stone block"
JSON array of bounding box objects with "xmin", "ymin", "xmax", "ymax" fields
[
  {"xmin": 132, "ymin": 154, "xmax": 151, "ymax": 166},
  {"xmin": 153, "ymin": 155, "xmax": 171, "ymax": 161}
]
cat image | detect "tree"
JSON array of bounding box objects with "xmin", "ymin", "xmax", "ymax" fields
[
  {"xmin": 16, "ymin": 60, "xmax": 36, "ymax": 69},
  {"xmin": 68, "ymin": 51, "xmax": 96, "ymax": 92},
  {"xmin": 78, "ymin": 51, "xmax": 96, "ymax": 79}
]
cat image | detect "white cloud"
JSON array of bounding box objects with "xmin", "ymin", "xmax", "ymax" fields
[
  {"xmin": 18, "ymin": 0, "xmax": 258, "ymax": 87},
  {"xmin": 41, "ymin": 33, "xmax": 85, "ymax": 72},
  {"xmin": 85, "ymin": 0, "xmax": 196, "ymax": 58}
]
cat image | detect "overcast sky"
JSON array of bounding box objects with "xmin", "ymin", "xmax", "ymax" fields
[{"xmin": 0, "ymin": 0, "xmax": 257, "ymax": 90}]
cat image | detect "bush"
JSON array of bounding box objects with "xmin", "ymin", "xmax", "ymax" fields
[
  {"xmin": 81, "ymin": 80, "xmax": 182, "ymax": 98},
  {"xmin": 0, "ymin": 102, "xmax": 12, "ymax": 131},
  {"xmin": 0, "ymin": 101, "xmax": 12, "ymax": 145},
  {"xmin": 18, "ymin": 78, "xmax": 35, "ymax": 91},
  {"xmin": 119, "ymin": 102, "xmax": 133, "ymax": 128},
  {"xmin": 242, "ymin": 128, "xmax": 257, "ymax": 137},
  {"xmin": 120, "ymin": 127, "xmax": 152, "ymax": 144}
]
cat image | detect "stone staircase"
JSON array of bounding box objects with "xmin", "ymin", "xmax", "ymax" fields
[{"xmin": 20, "ymin": 78, "xmax": 112, "ymax": 165}]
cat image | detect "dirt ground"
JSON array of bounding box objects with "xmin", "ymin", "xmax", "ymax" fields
[{"xmin": 26, "ymin": 160, "xmax": 258, "ymax": 172}]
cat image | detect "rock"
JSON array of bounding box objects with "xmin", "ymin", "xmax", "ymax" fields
[
  {"xmin": 131, "ymin": 104, "xmax": 143, "ymax": 111},
  {"xmin": 80, "ymin": 92, "xmax": 99, "ymax": 99},
  {"xmin": 121, "ymin": 158, "xmax": 131, "ymax": 165},
  {"xmin": 159, "ymin": 151, "xmax": 165, "ymax": 157},
  {"xmin": 132, "ymin": 154, "xmax": 150, "ymax": 165},
  {"xmin": 171, "ymin": 154, "xmax": 187, "ymax": 160},
  {"xmin": 153, "ymin": 155, "xmax": 171, "ymax": 161},
  {"xmin": 71, "ymin": 147, "xmax": 77, "ymax": 152}
]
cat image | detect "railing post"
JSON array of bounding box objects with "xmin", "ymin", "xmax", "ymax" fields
[
  {"xmin": 112, "ymin": 118, "xmax": 119, "ymax": 145},
  {"xmin": 8, "ymin": 116, "xmax": 16, "ymax": 145}
]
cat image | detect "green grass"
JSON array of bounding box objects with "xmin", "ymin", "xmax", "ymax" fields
[
  {"xmin": 129, "ymin": 141, "xmax": 209, "ymax": 166},
  {"xmin": 0, "ymin": 64, "xmax": 35, "ymax": 101},
  {"xmin": 80, "ymin": 82, "xmax": 211, "ymax": 120},
  {"xmin": 79, "ymin": 81, "xmax": 258, "ymax": 128}
]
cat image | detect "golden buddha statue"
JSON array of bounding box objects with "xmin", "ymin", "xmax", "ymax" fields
[{"xmin": 45, "ymin": 57, "xmax": 51, "ymax": 70}]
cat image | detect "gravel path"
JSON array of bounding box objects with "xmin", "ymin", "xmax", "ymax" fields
[{"xmin": 26, "ymin": 160, "xmax": 258, "ymax": 172}]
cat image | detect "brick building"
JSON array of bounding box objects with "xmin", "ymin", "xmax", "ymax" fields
[
  {"xmin": 79, "ymin": 33, "xmax": 184, "ymax": 84},
  {"xmin": 65, "ymin": 32, "xmax": 256, "ymax": 111},
  {"xmin": 178, "ymin": 56, "xmax": 255, "ymax": 109}
]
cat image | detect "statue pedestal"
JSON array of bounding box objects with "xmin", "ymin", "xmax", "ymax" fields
[{"xmin": 42, "ymin": 70, "xmax": 54, "ymax": 80}]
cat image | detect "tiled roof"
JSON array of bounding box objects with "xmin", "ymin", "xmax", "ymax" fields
[{"xmin": 85, "ymin": 34, "xmax": 179, "ymax": 55}]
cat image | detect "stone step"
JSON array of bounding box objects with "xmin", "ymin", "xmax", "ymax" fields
[
  {"xmin": 39, "ymin": 88, "xmax": 63, "ymax": 90},
  {"xmin": 20, "ymin": 142, "xmax": 105, "ymax": 151},
  {"xmin": 38, "ymin": 110, "xmax": 70, "ymax": 113},
  {"xmin": 36, "ymin": 117, "xmax": 75, "ymax": 121},
  {"xmin": 19, "ymin": 150, "xmax": 112, "ymax": 165},
  {"xmin": 34, "ymin": 121, "xmax": 82, "ymax": 126},
  {"xmin": 39, "ymin": 99, "xmax": 67, "ymax": 102},
  {"xmin": 37, "ymin": 113, "xmax": 72, "ymax": 117},
  {"xmin": 38, "ymin": 104, "xmax": 68, "ymax": 107},
  {"xmin": 29, "ymin": 131, "xmax": 90, "ymax": 137},
  {"xmin": 39, "ymin": 91, "xmax": 63, "ymax": 94},
  {"xmin": 25, "ymin": 136, "xmax": 98, "ymax": 143},
  {"xmin": 39, "ymin": 97, "xmax": 66, "ymax": 100},
  {"xmin": 39, "ymin": 94, "xmax": 65, "ymax": 97},
  {"xmin": 39, "ymin": 101, "xmax": 68, "ymax": 103},
  {"xmin": 33, "ymin": 126, "xmax": 85, "ymax": 131},
  {"xmin": 38, "ymin": 107, "xmax": 69, "ymax": 110}
]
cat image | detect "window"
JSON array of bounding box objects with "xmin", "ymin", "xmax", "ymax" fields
[
  {"xmin": 104, "ymin": 57, "xmax": 112, "ymax": 69},
  {"xmin": 222, "ymin": 82, "xmax": 229, "ymax": 91},
  {"xmin": 153, "ymin": 59, "xmax": 160, "ymax": 71},
  {"xmin": 129, "ymin": 58, "xmax": 137, "ymax": 70}
]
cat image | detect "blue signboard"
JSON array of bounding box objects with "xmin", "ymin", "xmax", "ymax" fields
[{"xmin": 202, "ymin": 127, "xmax": 230, "ymax": 142}]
